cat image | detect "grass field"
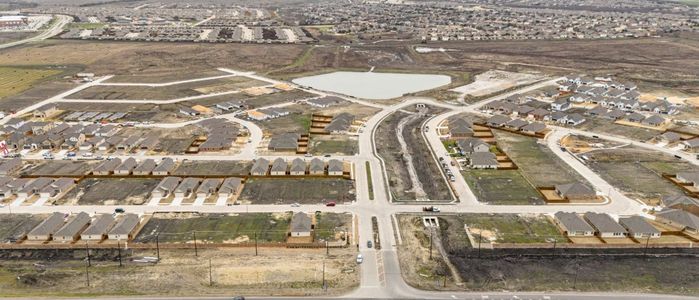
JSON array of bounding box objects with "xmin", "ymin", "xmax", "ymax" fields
[
  {"xmin": 0, "ymin": 66, "xmax": 62, "ymax": 99},
  {"xmin": 462, "ymin": 169, "xmax": 543, "ymax": 205},
  {"xmin": 587, "ymin": 147, "xmax": 698, "ymax": 204},
  {"xmin": 135, "ymin": 213, "xmax": 292, "ymax": 243},
  {"xmin": 310, "ymin": 135, "xmax": 358, "ymax": 155},
  {"xmin": 239, "ymin": 178, "xmax": 355, "ymax": 204},
  {"xmin": 494, "ymin": 131, "xmax": 589, "ymax": 187},
  {"xmin": 458, "ymin": 214, "xmax": 567, "ymax": 244},
  {"xmin": 366, "ymin": 161, "xmax": 374, "ymax": 200}
]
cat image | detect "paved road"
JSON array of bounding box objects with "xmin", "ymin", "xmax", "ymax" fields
[
  {"xmin": 1, "ymin": 71, "xmax": 696, "ymax": 299},
  {"xmin": 0, "ymin": 15, "xmax": 71, "ymax": 50}
]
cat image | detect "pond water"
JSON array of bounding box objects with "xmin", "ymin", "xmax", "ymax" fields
[{"xmin": 292, "ymin": 71, "xmax": 451, "ymax": 100}]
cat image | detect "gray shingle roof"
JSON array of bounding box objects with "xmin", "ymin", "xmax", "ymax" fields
[
  {"xmin": 28, "ymin": 212, "xmax": 65, "ymax": 237},
  {"xmin": 108, "ymin": 214, "xmax": 139, "ymax": 237},
  {"xmin": 54, "ymin": 212, "xmax": 91, "ymax": 238},
  {"xmin": 81, "ymin": 214, "xmax": 116, "ymax": 237},
  {"xmin": 554, "ymin": 212, "xmax": 594, "ymax": 233},
  {"xmin": 290, "ymin": 212, "xmax": 312, "ymax": 233},
  {"xmin": 584, "ymin": 212, "xmax": 627, "ymax": 233},
  {"xmin": 656, "ymin": 209, "xmax": 699, "ymax": 230},
  {"xmin": 618, "ymin": 216, "xmax": 660, "ymax": 235}
]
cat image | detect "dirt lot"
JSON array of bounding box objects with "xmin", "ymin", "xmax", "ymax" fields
[
  {"xmin": 494, "ymin": 131, "xmax": 589, "ymax": 187},
  {"xmin": 576, "ymin": 116, "xmax": 661, "ymax": 142},
  {"xmin": 586, "ymin": 147, "xmax": 699, "ymax": 204},
  {"xmin": 106, "ymin": 70, "xmax": 228, "ymax": 83},
  {"xmin": 0, "ymin": 79, "xmax": 78, "ymax": 112},
  {"xmin": 309, "ymin": 135, "xmax": 358, "ymax": 155},
  {"xmin": 171, "ymin": 161, "xmax": 251, "ymax": 176},
  {"xmin": 67, "ymin": 77, "xmax": 259, "ymax": 101},
  {"xmin": 376, "ymin": 108, "xmax": 453, "ymax": 201},
  {"xmin": 21, "ymin": 160, "xmax": 97, "ymax": 177},
  {"xmin": 462, "ymin": 169, "xmax": 544, "ymax": 205},
  {"xmin": 238, "ymin": 178, "xmax": 355, "ymax": 204},
  {"xmin": 0, "ymin": 40, "xmax": 306, "ymax": 76},
  {"xmin": 135, "ymin": 213, "xmax": 293, "ymax": 243},
  {"xmin": 0, "ymin": 214, "xmax": 46, "ymax": 243},
  {"xmin": 58, "ymin": 178, "xmax": 160, "ymax": 205},
  {"xmin": 397, "ymin": 214, "xmax": 699, "ymax": 294},
  {"xmin": 0, "ymin": 247, "xmax": 359, "ymax": 297}
]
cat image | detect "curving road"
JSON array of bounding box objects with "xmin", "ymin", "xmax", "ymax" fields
[
  {"xmin": 0, "ymin": 14, "xmax": 72, "ymax": 50},
  {"xmin": 1, "ymin": 70, "xmax": 696, "ymax": 299}
]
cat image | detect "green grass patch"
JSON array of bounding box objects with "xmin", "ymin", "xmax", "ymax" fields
[
  {"xmin": 461, "ymin": 214, "xmax": 567, "ymax": 244},
  {"xmin": 0, "ymin": 66, "xmax": 63, "ymax": 99},
  {"xmin": 366, "ymin": 161, "xmax": 374, "ymax": 200},
  {"xmin": 461, "ymin": 169, "xmax": 543, "ymax": 205}
]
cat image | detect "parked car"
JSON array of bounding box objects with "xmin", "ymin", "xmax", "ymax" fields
[
  {"xmin": 367, "ymin": 240, "xmax": 373, "ymax": 248},
  {"xmin": 325, "ymin": 201, "xmax": 336, "ymax": 207},
  {"xmin": 114, "ymin": 208, "xmax": 125, "ymax": 213},
  {"xmin": 422, "ymin": 206, "xmax": 440, "ymax": 212},
  {"xmin": 356, "ymin": 254, "xmax": 364, "ymax": 264}
]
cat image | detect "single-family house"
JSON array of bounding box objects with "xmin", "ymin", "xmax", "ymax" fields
[
  {"xmin": 53, "ymin": 212, "xmax": 91, "ymax": 242},
  {"xmin": 26, "ymin": 212, "xmax": 65, "ymax": 241},
  {"xmin": 555, "ymin": 183, "xmax": 595, "ymax": 201},
  {"xmin": 270, "ymin": 158, "xmax": 288, "ymax": 176},
  {"xmin": 289, "ymin": 212, "xmax": 313, "ymax": 237},
  {"xmin": 250, "ymin": 158, "xmax": 270, "ymax": 176},
  {"xmin": 151, "ymin": 177, "xmax": 181, "ymax": 199},
  {"xmin": 328, "ymin": 159, "xmax": 344, "ymax": 176},
  {"xmin": 554, "ymin": 212, "xmax": 594, "ymax": 237},
  {"xmin": 654, "ymin": 209, "xmax": 699, "ymax": 234},
  {"xmin": 152, "ymin": 158, "xmax": 176, "ymax": 175},
  {"xmin": 469, "ymin": 152, "xmax": 498, "ymax": 169},
  {"xmin": 583, "ymin": 212, "xmax": 627, "ymax": 238},
  {"xmin": 81, "ymin": 214, "xmax": 115, "ymax": 241},
  {"xmin": 107, "ymin": 214, "xmax": 140, "ymax": 241},
  {"xmin": 619, "ymin": 216, "xmax": 661, "ymax": 239}
]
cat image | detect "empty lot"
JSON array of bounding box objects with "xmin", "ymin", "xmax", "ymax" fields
[
  {"xmin": 171, "ymin": 161, "xmax": 251, "ymax": 176},
  {"xmin": 462, "ymin": 169, "xmax": 544, "ymax": 205},
  {"xmin": 58, "ymin": 178, "xmax": 159, "ymax": 205},
  {"xmin": 587, "ymin": 147, "xmax": 699, "ymax": 204},
  {"xmin": 239, "ymin": 178, "xmax": 355, "ymax": 204},
  {"xmin": 494, "ymin": 131, "xmax": 589, "ymax": 187}
]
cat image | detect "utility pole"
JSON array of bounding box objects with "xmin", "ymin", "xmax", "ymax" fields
[
  {"xmin": 552, "ymin": 239, "xmax": 557, "ymax": 257},
  {"xmin": 477, "ymin": 234, "xmax": 482, "ymax": 258},
  {"xmin": 156, "ymin": 234, "xmax": 160, "ymax": 261},
  {"xmin": 322, "ymin": 260, "xmax": 326, "ymax": 290},
  {"xmin": 117, "ymin": 240, "xmax": 123, "ymax": 267},
  {"xmin": 326, "ymin": 240, "xmax": 329, "ymax": 256},
  {"xmin": 208, "ymin": 258, "xmax": 213, "ymax": 286},
  {"xmin": 644, "ymin": 235, "xmax": 651, "ymax": 256},
  {"xmin": 85, "ymin": 259, "xmax": 90, "ymax": 287},
  {"xmin": 254, "ymin": 232, "xmax": 258, "ymax": 256},
  {"xmin": 193, "ymin": 231, "xmax": 198, "ymax": 257},
  {"xmin": 429, "ymin": 230, "xmax": 433, "ymax": 260},
  {"xmin": 85, "ymin": 241, "xmax": 91, "ymax": 267},
  {"xmin": 573, "ymin": 264, "xmax": 579, "ymax": 289}
]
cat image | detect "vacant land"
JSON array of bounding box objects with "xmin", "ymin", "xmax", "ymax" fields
[
  {"xmin": 462, "ymin": 169, "xmax": 544, "ymax": 205},
  {"xmin": 67, "ymin": 77, "xmax": 257, "ymax": 100},
  {"xmin": 376, "ymin": 108, "xmax": 452, "ymax": 201},
  {"xmin": 239, "ymin": 178, "xmax": 355, "ymax": 204},
  {"xmin": 0, "ymin": 247, "xmax": 359, "ymax": 297},
  {"xmin": 494, "ymin": 131, "xmax": 589, "ymax": 187},
  {"xmin": 310, "ymin": 135, "xmax": 358, "ymax": 155},
  {"xmin": 135, "ymin": 213, "xmax": 293, "ymax": 243},
  {"xmin": 106, "ymin": 70, "xmax": 228, "ymax": 83},
  {"xmin": 397, "ymin": 214, "xmax": 699, "ymax": 294},
  {"xmin": 454, "ymin": 214, "xmax": 567, "ymax": 244},
  {"xmin": 0, "ymin": 66, "xmax": 62, "ymax": 99},
  {"xmin": 0, "ymin": 214, "xmax": 46, "ymax": 243},
  {"xmin": 0, "ymin": 32, "xmax": 33, "ymax": 44},
  {"xmin": 58, "ymin": 178, "xmax": 160, "ymax": 205},
  {"xmin": 0, "ymin": 41, "xmax": 306, "ymax": 76},
  {"xmin": 448, "ymin": 255, "xmax": 699, "ymax": 294},
  {"xmin": 576, "ymin": 116, "xmax": 660, "ymax": 142},
  {"xmin": 587, "ymin": 147, "xmax": 699, "ymax": 204},
  {"xmin": 21, "ymin": 161, "xmax": 97, "ymax": 177},
  {"xmin": 171, "ymin": 161, "xmax": 251, "ymax": 176}
]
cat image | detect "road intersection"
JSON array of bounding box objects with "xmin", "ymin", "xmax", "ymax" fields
[{"xmin": 1, "ymin": 69, "xmax": 696, "ymax": 299}]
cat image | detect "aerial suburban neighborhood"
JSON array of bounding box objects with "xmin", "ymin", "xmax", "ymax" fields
[{"xmin": 0, "ymin": 0, "xmax": 699, "ymax": 299}]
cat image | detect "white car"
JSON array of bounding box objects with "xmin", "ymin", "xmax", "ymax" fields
[{"xmin": 356, "ymin": 254, "xmax": 363, "ymax": 264}]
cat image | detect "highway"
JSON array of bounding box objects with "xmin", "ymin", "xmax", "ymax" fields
[
  {"xmin": 1, "ymin": 69, "xmax": 697, "ymax": 299},
  {"xmin": 0, "ymin": 15, "xmax": 72, "ymax": 50}
]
